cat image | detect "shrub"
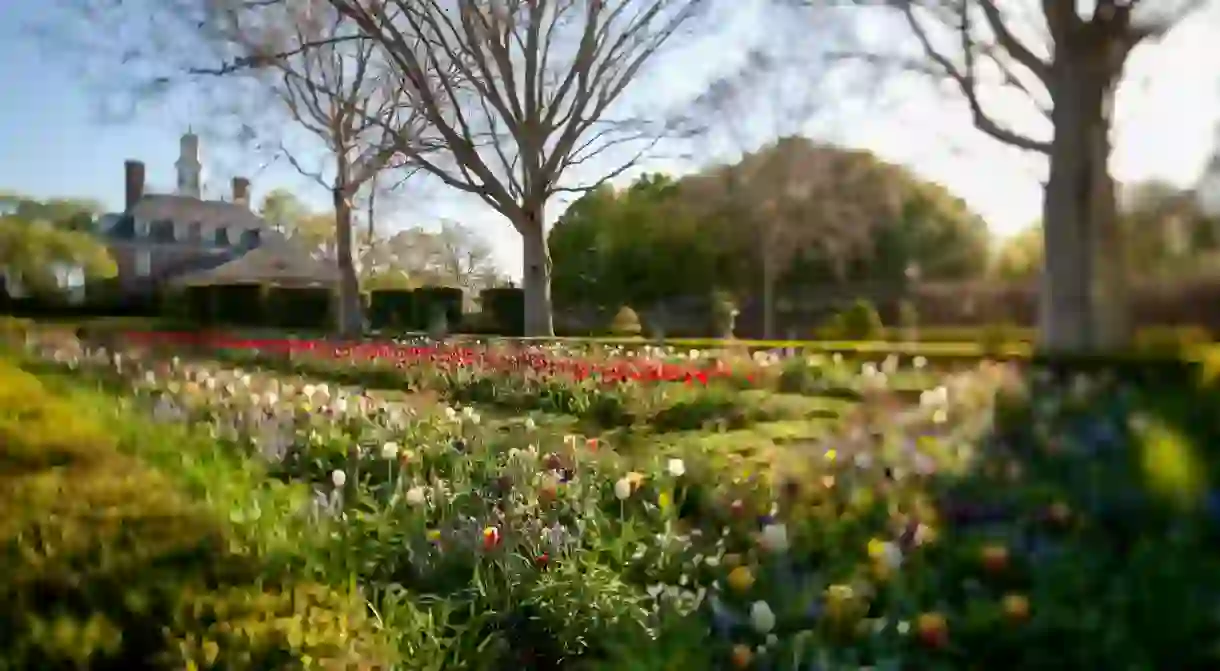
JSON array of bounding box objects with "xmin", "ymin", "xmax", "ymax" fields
[
  {"xmin": 0, "ymin": 316, "xmax": 31, "ymax": 349},
  {"xmin": 897, "ymin": 300, "xmax": 919, "ymax": 337},
  {"xmin": 265, "ymin": 286, "xmax": 332, "ymax": 330},
  {"xmin": 415, "ymin": 287, "xmax": 464, "ymax": 332},
  {"xmin": 480, "ymin": 287, "xmax": 525, "ymax": 336},
  {"xmin": 608, "ymin": 306, "xmax": 642, "ymax": 337},
  {"xmin": 838, "ymin": 299, "xmax": 884, "ymax": 340},
  {"xmin": 978, "ymin": 321, "xmax": 1021, "ymax": 354},
  {"xmin": 0, "ymin": 361, "xmax": 393, "ymax": 669},
  {"xmin": 369, "ymin": 289, "xmax": 417, "ymax": 330},
  {"xmin": 207, "ymin": 284, "xmax": 266, "ymax": 326},
  {"xmin": 1134, "ymin": 325, "xmax": 1212, "ymax": 354}
]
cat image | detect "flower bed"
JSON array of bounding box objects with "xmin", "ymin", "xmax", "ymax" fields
[
  {"xmin": 14, "ymin": 334, "xmax": 1220, "ymax": 669},
  {"xmin": 0, "ymin": 356, "xmax": 392, "ymax": 669}
]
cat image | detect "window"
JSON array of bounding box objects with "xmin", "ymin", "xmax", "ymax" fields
[
  {"xmin": 151, "ymin": 220, "xmax": 176, "ymax": 243},
  {"xmin": 135, "ymin": 250, "xmax": 152, "ymax": 277},
  {"xmin": 135, "ymin": 218, "xmax": 150, "ymax": 238}
]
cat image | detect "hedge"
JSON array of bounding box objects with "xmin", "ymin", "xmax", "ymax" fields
[
  {"xmin": 414, "ymin": 286, "xmax": 463, "ymax": 331},
  {"xmin": 480, "ymin": 287, "xmax": 525, "ymax": 336},
  {"xmin": 179, "ymin": 284, "xmax": 333, "ymax": 330},
  {"xmin": 369, "ymin": 289, "xmax": 417, "ymax": 330},
  {"xmin": 264, "ymin": 286, "xmax": 332, "ymax": 330},
  {"xmin": 0, "ymin": 359, "xmax": 392, "ymax": 668}
]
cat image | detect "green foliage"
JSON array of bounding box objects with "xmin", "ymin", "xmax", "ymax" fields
[
  {"xmin": 264, "ymin": 287, "xmax": 332, "ymax": 330},
  {"xmin": 0, "ymin": 217, "xmax": 116, "ymax": 296},
  {"xmin": 370, "ymin": 289, "xmax": 418, "ymax": 330},
  {"xmin": 0, "ymin": 361, "xmax": 393, "ymax": 669},
  {"xmin": 0, "ymin": 316, "xmax": 32, "ymax": 349},
  {"xmin": 206, "ymin": 284, "xmax": 265, "ymax": 326},
  {"xmin": 836, "ymin": 299, "xmax": 884, "ymax": 340},
  {"xmin": 897, "ymin": 300, "xmax": 919, "ymax": 332},
  {"xmin": 1134, "ymin": 325, "xmax": 1212, "ymax": 354},
  {"xmin": 480, "ymin": 287, "xmax": 525, "ymax": 336},
  {"xmin": 549, "ymin": 148, "xmax": 994, "ymax": 316},
  {"xmin": 415, "ymin": 287, "xmax": 464, "ymax": 332},
  {"xmin": 978, "ymin": 321, "xmax": 1022, "ymax": 354},
  {"xmin": 549, "ymin": 174, "xmax": 735, "ymax": 310},
  {"xmin": 608, "ymin": 305, "xmax": 642, "ymax": 337}
]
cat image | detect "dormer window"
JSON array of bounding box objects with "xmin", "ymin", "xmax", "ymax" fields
[
  {"xmin": 241, "ymin": 229, "xmax": 261, "ymax": 248},
  {"xmin": 214, "ymin": 227, "xmax": 231, "ymax": 247},
  {"xmin": 135, "ymin": 218, "xmax": 150, "ymax": 237}
]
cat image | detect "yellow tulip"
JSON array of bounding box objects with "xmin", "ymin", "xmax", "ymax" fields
[{"xmin": 727, "ymin": 566, "xmax": 755, "ymax": 593}]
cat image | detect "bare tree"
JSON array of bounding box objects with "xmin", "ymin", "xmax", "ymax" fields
[
  {"xmin": 326, "ymin": 0, "xmax": 709, "ymax": 336},
  {"xmin": 431, "ymin": 220, "xmax": 501, "ymax": 293},
  {"xmin": 47, "ymin": 0, "xmax": 437, "ymax": 337},
  {"xmin": 372, "ymin": 222, "xmax": 500, "ymax": 293},
  {"xmin": 195, "ymin": 0, "xmax": 436, "ymax": 337},
  {"xmin": 779, "ymin": 0, "xmax": 1216, "ymax": 351}
]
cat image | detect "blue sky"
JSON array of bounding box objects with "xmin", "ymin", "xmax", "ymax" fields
[{"xmin": 3, "ymin": 2, "xmax": 1220, "ymax": 280}]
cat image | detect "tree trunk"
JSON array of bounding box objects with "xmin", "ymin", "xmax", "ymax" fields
[
  {"xmin": 762, "ymin": 255, "xmax": 776, "ymax": 340},
  {"xmin": 1039, "ymin": 33, "xmax": 1130, "ymax": 352},
  {"xmin": 332, "ymin": 186, "xmax": 363, "ymax": 339},
  {"xmin": 519, "ymin": 202, "xmax": 555, "ymax": 337}
]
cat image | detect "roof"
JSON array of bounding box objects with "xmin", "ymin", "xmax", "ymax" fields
[
  {"xmin": 129, "ymin": 194, "xmax": 267, "ymax": 230},
  {"xmin": 168, "ymin": 238, "xmax": 340, "ymax": 288}
]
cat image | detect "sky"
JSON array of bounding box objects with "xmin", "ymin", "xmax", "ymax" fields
[{"xmin": 2, "ymin": 1, "xmax": 1219, "ymax": 280}]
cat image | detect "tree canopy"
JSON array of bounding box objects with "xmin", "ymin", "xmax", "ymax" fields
[
  {"xmin": 0, "ymin": 194, "xmax": 116, "ymax": 296},
  {"xmin": 549, "ymin": 140, "xmax": 992, "ymax": 312},
  {"xmin": 992, "ymin": 180, "xmax": 1220, "ymax": 281}
]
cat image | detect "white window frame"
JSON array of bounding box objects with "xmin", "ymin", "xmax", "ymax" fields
[
  {"xmin": 135, "ymin": 249, "xmax": 152, "ymax": 277},
  {"xmin": 135, "ymin": 218, "xmax": 150, "ymax": 238}
]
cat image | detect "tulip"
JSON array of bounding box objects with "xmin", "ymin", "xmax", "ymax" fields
[
  {"xmin": 730, "ymin": 644, "xmax": 753, "ymax": 668},
  {"xmin": 727, "ymin": 566, "xmax": 755, "ymax": 593},
  {"xmin": 614, "ymin": 478, "xmax": 633, "ymax": 500},
  {"xmin": 749, "ymin": 601, "xmax": 776, "ymax": 633},
  {"xmin": 1002, "ymin": 593, "xmax": 1030, "ymax": 622},
  {"xmin": 916, "ymin": 612, "xmax": 949, "ymax": 648}
]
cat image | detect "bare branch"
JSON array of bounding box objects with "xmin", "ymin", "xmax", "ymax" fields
[{"xmin": 326, "ymin": 0, "xmax": 709, "ymax": 230}]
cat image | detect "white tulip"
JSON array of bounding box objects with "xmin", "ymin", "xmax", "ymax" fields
[
  {"xmin": 614, "ymin": 478, "xmax": 633, "ymax": 500},
  {"xmin": 331, "ymin": 469, "xmax": 347, "ymax": 488},
  {"xmin": 760, "ymin": 523, "xmax": 789, "ymax": 553},
  {"xmin": 667, "ymin": 458, "xmax": 686, "ymax": 477},
  {"xmin": 750, "ymin": 601, "xmax": 776, "ymax": 633},
  {"xmin": 381, "ymin": 442, "xmax": 400, "ymax": 460},
  {"xmin": 405, "ymin": 486, "xmax": 427, "ymax": 506}
]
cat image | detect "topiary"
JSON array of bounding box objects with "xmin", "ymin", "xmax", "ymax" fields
[
  {"xmin": 609, "ymin": 306, "xmax": 642, "ymax": 337},
  {"xmin": 838, "ymin": 299, "xmax": 884, "ymax": 340}
]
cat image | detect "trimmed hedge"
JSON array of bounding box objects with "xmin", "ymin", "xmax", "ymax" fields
[
  {"xmin": 369, "ymin": 289, "xmax": 418, "ymax": 330},
  {"xmin": 415, "ymin": 287, "xmax": 463, "ymax": 331},
  {"xmin": 179, "ymin": 284, "xmax": 333, "ymax": 330},
  {"xmin": 480, "ymin": 287, "xmax": 525, "ymax": 337},
  {"xmin": 265, "ymin": 286, "xmax": 332, "ymax": 330},
  {"xmin": 0, "ymin": 360, "xmax": 392, "ymax": 668}
]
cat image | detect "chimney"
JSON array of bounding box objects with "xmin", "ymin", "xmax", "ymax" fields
[
  {"xmin": 124, "ymin": 160, "xmax": 145, "ymax": 212},
  {"xmin": 231, "ymin": 176, "xmax": 250, "ymax": 208}
]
